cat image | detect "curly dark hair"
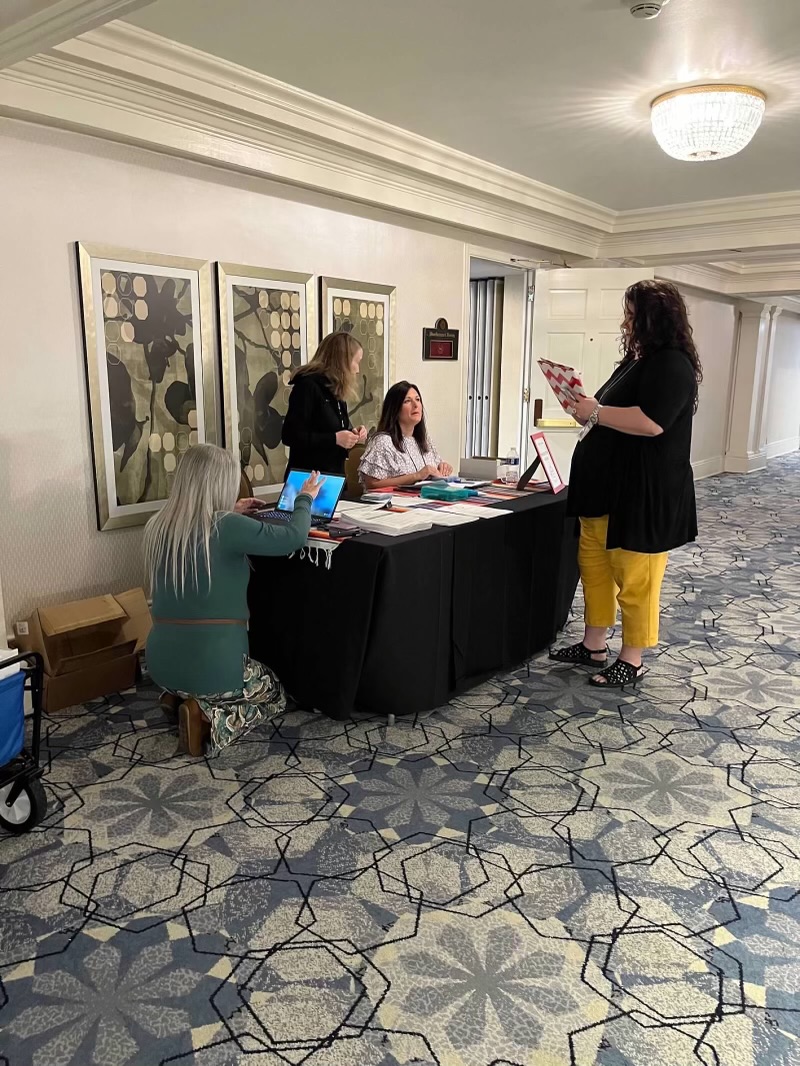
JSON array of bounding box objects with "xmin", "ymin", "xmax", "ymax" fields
[
  {"xmin": 377, "ymin": 381, "xmax": 430, "ymax": 453},
  {"xmin": 621, "ymin": 280, "xmax": 703, "ymax": 411}
]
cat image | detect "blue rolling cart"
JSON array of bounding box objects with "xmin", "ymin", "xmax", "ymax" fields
[{"xmin": 0, "ymin": 651, "xmax": 47, "ymax": 834}]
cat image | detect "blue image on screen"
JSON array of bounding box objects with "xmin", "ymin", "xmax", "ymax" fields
[{"xmin": 279, "ymin": 470, "xmax": 345, "ymax": 519}]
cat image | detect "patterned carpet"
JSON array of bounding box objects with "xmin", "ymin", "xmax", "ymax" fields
[{"xmin": 1, "ymin": 454, "xmax": 799, "ymax": 1066}]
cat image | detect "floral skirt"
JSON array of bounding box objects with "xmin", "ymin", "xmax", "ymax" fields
[{"xmin": 179, "ymin": 656, "xmax": 286, "ymax": 756}]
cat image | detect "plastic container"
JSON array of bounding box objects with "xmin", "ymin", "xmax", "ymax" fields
[
  {"xmin": 420, "ymin": 484, "xmax": 471, "ymax": 501},
  {"xmin": 0, "ymin": 671, "xmax": 25, "ymax": 766}
]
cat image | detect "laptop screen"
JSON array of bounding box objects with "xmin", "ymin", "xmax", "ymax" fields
[{"xmin": 278, "ymin": 470, "xmax": 346, "ymax": 519}]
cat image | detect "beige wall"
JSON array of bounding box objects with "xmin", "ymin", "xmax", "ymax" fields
[
  {"xmin": 680, "ymin": 290, "xmax": 738, "ymax": 478},
  {"xmin": 0, "ymin": 120, "xmax": 529, "ymax": 630},
  {"xmin": 766, "ymin": 312, "xmax": 800, "ymax": 458}
]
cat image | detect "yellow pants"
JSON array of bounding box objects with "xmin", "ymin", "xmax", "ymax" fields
[{"xmin": 579, "ymin": 516, "xmax": 668, "ymax": 649}]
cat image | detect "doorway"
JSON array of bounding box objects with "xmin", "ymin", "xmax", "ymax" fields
[{"xmin": 465, "ymin": 256, "xmax": 533, "ymax": 461}]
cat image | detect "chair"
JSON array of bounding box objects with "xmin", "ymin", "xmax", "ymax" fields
[
  {"xmin": 238, "ymin": 467, "xmax": 253, "ymax": 500},
  {"xmin": 345, "ymin": 444, "xmax": 365, "ymax": 497}
]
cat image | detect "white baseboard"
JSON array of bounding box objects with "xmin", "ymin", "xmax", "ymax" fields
[
  {"xmin": 766, "ymin": 436, "xmax": 800, "ymax": 459},
  {"xmin": 692, "ymin": 456, "xmax": 724, "ymax": 480},
  {"xmin": 724, "ymin": 450, "xmax": 767, "ymax": 474}
]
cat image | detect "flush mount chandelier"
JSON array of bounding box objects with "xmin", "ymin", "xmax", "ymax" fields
[{"xmin": 650, "ymin": 84, "xmax": 767, "ymax": 161}]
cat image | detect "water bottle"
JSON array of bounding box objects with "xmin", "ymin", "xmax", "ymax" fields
[{"xmin": 504, "ymin": 446, "xmax": 519, "ymax": 486}]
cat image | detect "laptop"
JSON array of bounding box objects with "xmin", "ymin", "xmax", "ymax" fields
[{"xmin": 256, "ymin": 470, "xmax": 347, "ymax": 528}]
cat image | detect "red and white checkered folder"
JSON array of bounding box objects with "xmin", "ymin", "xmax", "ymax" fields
[{"xmin": 537, "ymin": 359, "xmax": 586, "ymax": 414}]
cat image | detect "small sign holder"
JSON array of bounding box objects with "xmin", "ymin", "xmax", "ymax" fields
[
  {"xmin": 516, "ymin": 432, "xmax": 565, "ymax": 494},
  {"xmin": 422, "ymin": 317, "xmax": 459, "ymax": 361}
]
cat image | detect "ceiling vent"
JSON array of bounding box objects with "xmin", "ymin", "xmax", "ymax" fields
[{"xmin": 630, "ymin": 2, "xmax": 667, "ymax": 17}]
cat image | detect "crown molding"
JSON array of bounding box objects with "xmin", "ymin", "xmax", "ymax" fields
[
  {"xmin": 0, "ymin": 23, "xmax": 610, "ymax": 257},
  {"xmin": 654, "ymin": 262, "xmax": 800, "ymax": 298},
  {"xmin": 0, "ymin": 1, "xmax": 150, "ymax": 69},
  {"xmin": 712, "ymin": 258, "xmax": 800, "ymax": 275},
  {"xmin": 601, "ymin": 209, "xmax": 800, "ymax": 261},
  {"xmin": 2, "ymin": 22, "xmax": 800, "ymax": 274},
  {"xmin": 653, "ymin": 263, "xmax": 734, "ymax": 296}
]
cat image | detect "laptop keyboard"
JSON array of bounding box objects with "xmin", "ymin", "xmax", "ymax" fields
[{"xmin": 258, "ymin": 510, "xmax": 329, "ymax": 527}]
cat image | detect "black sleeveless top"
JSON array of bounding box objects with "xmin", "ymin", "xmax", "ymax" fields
[{"xmin": 567, "ymin": 348, "xmax": 698, "ymax": 554}]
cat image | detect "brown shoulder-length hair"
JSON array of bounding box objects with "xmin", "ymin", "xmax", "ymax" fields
[
  {"xmin": 291, "ymin": 330, "xmax": 362, "ymax": 401},
  {"xmin": 377, "ymin": 381, "xmax": 430, "ymax": 452},
  {"xmin": 621, "ymin": 280, "xmax": 703, "ymax": 410}
]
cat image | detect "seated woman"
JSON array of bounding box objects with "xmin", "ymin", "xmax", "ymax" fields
[
  {"xmin": 144, "ymin": 443, "xmax": 322, "ymax": 757},
  {"xmin": 358, "ymin": 381, "xmax": 453, "ymax": 489}
]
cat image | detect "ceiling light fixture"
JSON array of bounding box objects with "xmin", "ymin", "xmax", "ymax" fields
[{"xmin": 650, "ymin": 84, "xmax": 767, "ymax": 162}]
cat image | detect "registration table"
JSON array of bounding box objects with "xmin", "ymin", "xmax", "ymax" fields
[{"xmin": 248, "ymin": 492, "xmax": 579, "ymax": 720}]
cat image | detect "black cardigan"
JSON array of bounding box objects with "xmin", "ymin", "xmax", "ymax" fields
[
  {"xmin": 568, "ymin": 349, "xmax": 698, "ymax": 554},
  {"xmin": 281, "ymin": 372, "xmax": 352, "ymax": 476}
]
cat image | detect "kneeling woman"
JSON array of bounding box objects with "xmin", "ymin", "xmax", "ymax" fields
[
  {"xmin": 359, "ymin": 381, "xmax": 453, "ymax": 488},
  {"xmin": 144, "ymin": 444, "xmax": 321, "ymax": 756}
]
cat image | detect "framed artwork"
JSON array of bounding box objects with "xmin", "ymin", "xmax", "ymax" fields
[
  {"xmin": 77, "ymin": 244, "xmax": 216, "ymax": 531},
  {"xmin": 321, "ymin": 277, "xmax": 396, "ymax": 431},
  {"xmin": 218, "ymin": 263, "xmax": 316, "ymax": 496}
]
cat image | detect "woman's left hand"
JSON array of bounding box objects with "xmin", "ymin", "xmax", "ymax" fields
[
  {"xmin": 234, "ymin": 497, "xmax": 263, "ymax": 514},
  {"xmin": 355, "ymin": 425, "xmax": 368, "ymax": 443},
  {"xmin": 438, "ymin": 461, "xmax": 454, "ymax": 476},
  {"xmin": 572, "ymin": 396, "xmax": 599, "ymax": 425}
]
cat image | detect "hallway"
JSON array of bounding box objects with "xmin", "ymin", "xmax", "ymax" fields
[{"xmin": 1, "ymin": 457, "xmax": 799, "ymax": 1066}]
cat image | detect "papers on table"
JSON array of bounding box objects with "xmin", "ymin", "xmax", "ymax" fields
[
  {"xmin": 419, "ymin": 509, "xmax": 479, "ymax": 526},
  {"xmin": 445, "ymin": 503, "xmax": 512, "ymax": 519},
  {"xmin": 353, "ymin": 510, "xmax": 433, "ymax": 536},
  {"xmin": 336, "ymin": 496, "xmax": 511, "ymax": 536}
]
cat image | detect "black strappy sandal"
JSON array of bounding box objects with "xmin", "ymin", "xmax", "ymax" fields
[
  {"xmin": 589, "ymin": 659, "xmax": 644, "ymax": 689},
  {"xmin": 549, "ymin": 641, "xmax": 609, "ymax": 667}
]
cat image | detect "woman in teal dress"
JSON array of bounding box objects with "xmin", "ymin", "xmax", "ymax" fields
[{"xmin": 144, "ymin": 444, "xmax": 322, "ymax": 756}]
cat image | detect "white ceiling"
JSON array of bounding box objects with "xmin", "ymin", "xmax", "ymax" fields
[{"xmin": 126, "ymin": 0, "xmax": 800, "ymax": 212}]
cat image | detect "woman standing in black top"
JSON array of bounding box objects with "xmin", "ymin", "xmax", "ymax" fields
[
  {"xmin": 282, "ymin": 331, "xmax": 367, "ymax": 476},
  {"xmin": 550, "ymin": 280, "xmax": 702, "ymax": 688}
]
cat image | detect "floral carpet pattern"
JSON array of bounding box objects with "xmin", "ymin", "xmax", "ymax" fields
[{"xmin": 1, "ymin": 455, "xmax": 799, "ymax": 1066}]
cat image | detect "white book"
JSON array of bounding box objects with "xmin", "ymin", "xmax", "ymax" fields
[{"xmin": 354, "ymin": 511, "xmax": 433, "ymax": 536}]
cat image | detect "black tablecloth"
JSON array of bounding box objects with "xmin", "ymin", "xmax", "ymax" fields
[{"xmin": 248, "ymin": 492, "xmax": 579, "ymax": 719}]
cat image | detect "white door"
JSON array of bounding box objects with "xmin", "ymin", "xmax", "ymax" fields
[{"xmin": 528, "ymin": 267, "xmax": 654, "ymax": 477}]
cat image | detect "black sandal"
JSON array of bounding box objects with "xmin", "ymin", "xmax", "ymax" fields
[
  {"xmin": 589, "ymin": 659, "xmax": 644, "ymax": 689},
  {"xmin": 549, "ymin": 641, "xmax": 609, "ymax": 667}
]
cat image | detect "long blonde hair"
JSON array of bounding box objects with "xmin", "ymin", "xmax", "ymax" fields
[
  {"xmin": 292, "ymin": 331, "xmax": 362, "ymax": 400},
  {"xmin": 143, "ymin": 443, "xmax": 240, "ymax": 595}
]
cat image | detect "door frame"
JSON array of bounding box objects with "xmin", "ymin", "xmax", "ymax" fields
[{"xmin": 462, "ymin": 245, "xmax": 538, "ymax": 461}]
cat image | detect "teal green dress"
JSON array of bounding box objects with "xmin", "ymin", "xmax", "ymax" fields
[{"xmin": 146, "ymin": 501, "xmax": 311, "ymax": 752}]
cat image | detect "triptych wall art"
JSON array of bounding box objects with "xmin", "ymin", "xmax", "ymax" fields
[
  {"xmin": 217, "ymin": 264, "xmax": 315, "ymax": 497},
  {"xmin": 77, "ymin": 243, "xmax": 396, "ymax": 528}
]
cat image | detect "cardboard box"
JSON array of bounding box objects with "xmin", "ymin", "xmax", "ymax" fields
[{"xmin": 15, "ymin": 588, "xmax": 152, "ymax": 713}]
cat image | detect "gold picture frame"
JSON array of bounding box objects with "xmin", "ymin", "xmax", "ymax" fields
[
  {"xmin": 77, "ymin": 243, "xmax": 217, "ymax": 531},
  {"xmin": 320, "ymin": 276, "xmax": 397, "ymax": 431},
  {"xmin": 218, "ymin": 263, "xmax": 316, "ymax": 496}
]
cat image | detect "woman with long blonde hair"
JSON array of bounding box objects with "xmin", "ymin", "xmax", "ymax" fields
[
  {"xmin": 282, "ymin": 330, "xmax": 367, "ymax": 476},
  {"xmin": 144, "ymin": 443, "xmax": 322, "ymax": 756}
]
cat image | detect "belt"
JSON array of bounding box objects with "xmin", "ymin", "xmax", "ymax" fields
[{"xmin": 153, "ymin": 617, "xmax": 247, "ymax": 626}]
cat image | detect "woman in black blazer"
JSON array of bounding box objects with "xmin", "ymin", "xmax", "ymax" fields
[{"xmin": 282, "ymin": 331, "xmax": 367, "ymax": 476}]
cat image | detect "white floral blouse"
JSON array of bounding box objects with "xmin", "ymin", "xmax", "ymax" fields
[{"xmin": 358, "ymin": 432, "xmax": 442, "ymax": 484}]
